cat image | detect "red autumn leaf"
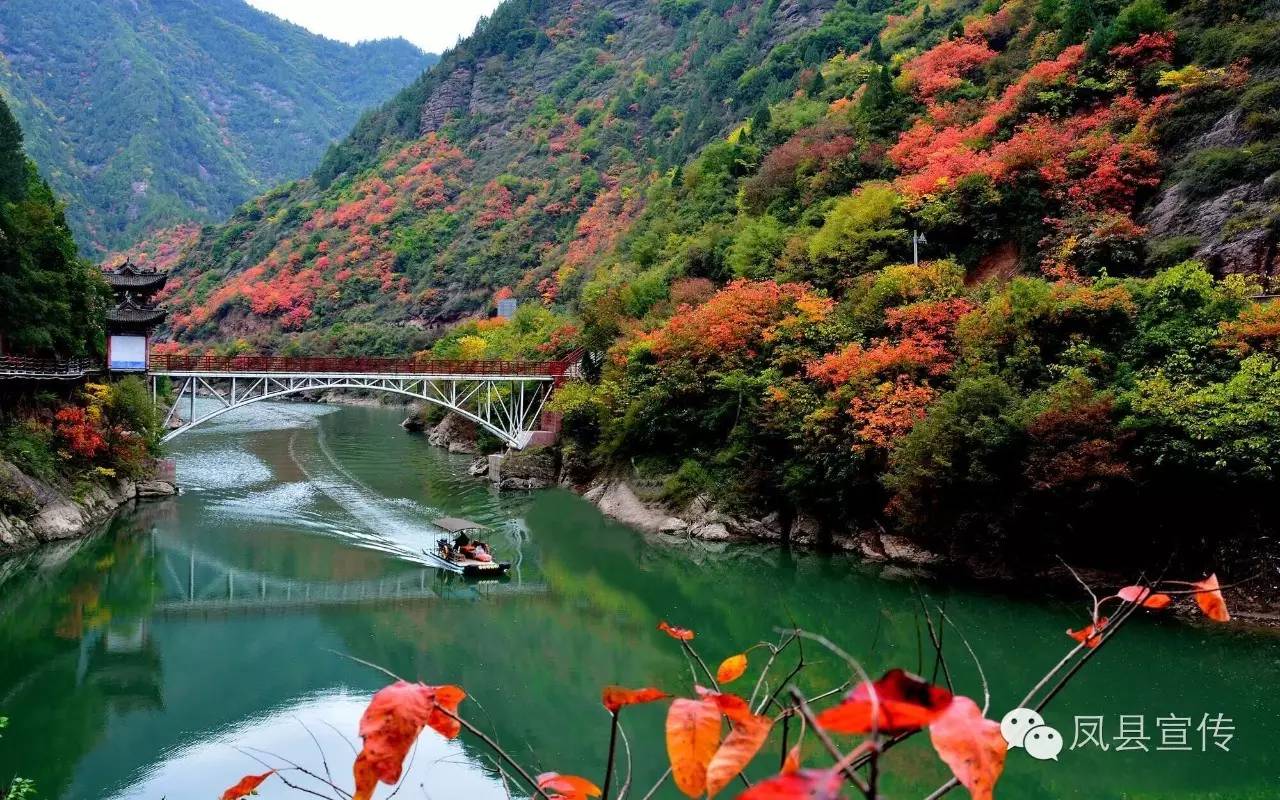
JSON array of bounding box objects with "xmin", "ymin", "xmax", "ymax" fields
[
  {"xmin": 537, "ymin": 772, "xmax": 602, "ymax": 800},
  {"xmin": 353, "ymin": 681, "xmax": 468, "ymax": 800},
  {"xmin": 781, "ymin": 743, "xmax": 801, "ymax": 775},
  {"xmin": 659, "ymin": 620, "xmax": 696, "ymax": 641},
  {"xmin": 1067, "ymin": 617, "xmax": 1109, "ymax": 648},
  {"xmin": 220, "ymin": 770, "xmax": 274, "ymax": 800},
  {"xmin": 928, "ymin": 696, "xmax": 1007, "ymax": 800},
  {"xmin": 814, "ymin": 669, "xmax": 953, "ymax": 734},
  {"xmin": 716, "ymin": 653, "xmax": 749, "ymax": 684},
  {"xmin": 734, "ymin": 769, "xmax": 843, "ymax": 800},
  {"xmin": 706, "ymin": 714, "xmax": 773, "ymax": 796},
  {"xmin": 1116, "ymin": 586, "xmax": 1172, "ymax": 609},
  {"xmin": 695, "ymin": 686, "xmax": 754, "ymax": 724},
  {"xmin": 427, "ymin": 684, "xmax": 466, "ymax": 739},
  {"xmin": 1192, "ymin": 574, "xmax": 1231, "ymax": 622},
  {"xmin": 666, "ymin": 697, "xmax": 723, "ymax": 797},
  {"xmin": 602, "ymin": 686, "xmax": 669, "ymax": 713}
]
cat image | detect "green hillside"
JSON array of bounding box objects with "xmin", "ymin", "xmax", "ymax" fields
[
  {"xmin": 0, "ymin": 0, "xmax": 436, "ymax": 253},
  {"xmin": 150, "ymin": 0, "xmax": 1280, "ymax": 564}
]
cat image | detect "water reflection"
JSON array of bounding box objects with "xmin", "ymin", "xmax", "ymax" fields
[{"xmin": 0, "ymin": 403, "xmax": 1278, "ymax": 800}]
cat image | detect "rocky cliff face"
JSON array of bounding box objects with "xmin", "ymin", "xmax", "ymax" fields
[
  {"xmin": 1145, "ymin": 108, "xmax": 1280, "ymax": 281},
  {"xmin": 420, "ymin": 68, "xmax": 474, "ymax": 133},
  {"xmin": 0, "ymin": 459, "xmax": 175, "ymax": 555}
]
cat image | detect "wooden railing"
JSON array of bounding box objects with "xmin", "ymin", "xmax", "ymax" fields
[
  {"xmin": 0, "ymin": 355, "xmax": 99, "ymax": 379},
  {"xmin": 150, "ymin": 350, "xmax": 584, "ymax": 378}
]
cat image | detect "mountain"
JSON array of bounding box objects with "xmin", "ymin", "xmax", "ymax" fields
[
  {"xmin": 150, "ymin": 0, "xmax": 1280, "ymax": 561},
  {"xmin": 150, "ymin": 0, "xmax": 852, "ymax": 350},
  {"xmin": 0, "ymin": 0, "xmax": 436, "ymax": 253}
]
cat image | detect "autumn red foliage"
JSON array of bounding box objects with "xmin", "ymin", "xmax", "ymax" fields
[
  {"xmin": 352, "ymin": 681, "xmax": 466, "ymax": 800},
  {"xmin": 901, "ymin": 35, "xmax": 997, "ymax": 98},
  {"xmin": 601, "ymin": 686, "xmax": 669, "ymax": 713},
  {"xmin": 658, "ymin": 620, "xmax": 696, "ymax": 640},
  {"xmin": 537, "ymin": 772, "xmax": 602, "ymax": 800},
  {"xmin": 220, "ymin": 770, "xmax": 274, "ymax": 800},
  {"xmin": 815, "ymin": 669, "xmax": 954, "ymax": 735},
  {"xmin": 647, "ymin": 280, "xmax": 832, "ymax": 366},
  {"xmin": 54, "ymin": 406, "xmax": 107, "ymax": 460}
]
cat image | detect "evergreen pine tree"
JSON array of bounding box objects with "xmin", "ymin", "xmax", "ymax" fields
[
  {"xmin": 0, "ymin": 96, "xmax": 26, "ymax": 202},
  {"xmin": 809, "ymin": 71, "xmax": 826, "ymax": 98},
  {"xmin": 1060, "ymin": 0, "xmax": 1096, "ymax": 44},
  {"xmin": 861, "ymin": 65, "xmax": 893, "ymax": 113},
  {"xmin": 0, "ymin": 98, "xmax": 106, "ymax": 357},
  {"xmin": 750, "ymin": 104, "xmax": 772, "ymax": 137},
  {"xmin": 867, "ymin": 35, "xmax": 885, "ymax": 64},
  {"xmin": 1035, "ymin": 0, "xmax": 1063, "ymax": 27}
]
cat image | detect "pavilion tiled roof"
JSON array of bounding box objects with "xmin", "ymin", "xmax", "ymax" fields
[
  {"xmin": 106, "ymin": 298, "xmax": 166, "ymax": 327},
  {"xmin": 103, "ymin": 261, "xmax": 168, "ymax": 292}
]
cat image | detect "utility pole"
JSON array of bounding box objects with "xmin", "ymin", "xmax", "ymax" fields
[{"xmin": 912, "ymin": 229, "xmax": 927, "ymax": 267}]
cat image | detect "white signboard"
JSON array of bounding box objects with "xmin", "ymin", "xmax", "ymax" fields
[{"xmin": 109, "ymin": 334, "xmax": 147, "ymax": 371}]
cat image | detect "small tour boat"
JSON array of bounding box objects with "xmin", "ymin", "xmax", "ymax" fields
[{"xmin": 426, "ymin": 517, "xmax": 512, "ymax": 577}]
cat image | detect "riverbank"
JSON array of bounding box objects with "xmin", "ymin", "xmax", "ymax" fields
[
  {"xmin": 0, "ymin": 458, "xmax": 176, "ymax": 557},
  {"xmin": 412, "ymin": 409, "xmax": 1280, "ymax": 624}
]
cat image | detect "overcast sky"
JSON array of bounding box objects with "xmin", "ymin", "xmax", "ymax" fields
[{"xmin": 245, "ymin": 0, "xmax": 503, "ymax": 54}]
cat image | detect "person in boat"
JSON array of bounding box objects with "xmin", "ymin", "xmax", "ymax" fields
[{"xmin": 453, "ymin": 533, "xmax": 493, "ymax": 563}]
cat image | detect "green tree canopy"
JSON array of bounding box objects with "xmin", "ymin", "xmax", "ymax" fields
[{"xmin": 0, "ymin": 96, "xmax": 107, "ymax": 357}]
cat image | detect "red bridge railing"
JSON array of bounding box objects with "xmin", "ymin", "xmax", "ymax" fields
[{"xmin": 150, "ymin": 351, "xmax": 583, "ymax": 379}]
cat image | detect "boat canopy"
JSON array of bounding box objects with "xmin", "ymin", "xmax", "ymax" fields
[{"xmin": 434, "ymin": 517, "xmax": 488, "ymax": 534}]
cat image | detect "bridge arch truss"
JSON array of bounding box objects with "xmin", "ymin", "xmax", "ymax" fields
[{"xmin": 151, "ymin": 356, "xmax": 577, "ymax": 448}]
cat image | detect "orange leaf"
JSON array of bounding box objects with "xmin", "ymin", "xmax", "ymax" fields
[
  {"xmin": 928, "ymin": 696, "xmax": 1007, "ymax": 800},
  {"xmin": 717, "ymin": 653, "xmax": 748, "ymax": 684},
  {"xmin": 781, "ymin": 744, "xmax": 801, "ymax": 775},
  {"xmin": 666, "ymin": 697, "xmax": 722, "ymax": 797},
  {"xmin": 1066, "ymin": 617, "xmax": 1109, "ymax": 649},
  {"xmin": 220, "ymin": 770, "xmax": 274, "ymax": 800},
  {"xmin": 696, "ymin": 686, "xmax": 755, "ymax": 724},
  {"xmin": 735, "ymin": 769, "xmax": 843, "ymax": 799},
  {"xmin": 353, "ymin": 755, "xmax": 379, "ymax": 800},
  {"xmin": 353, "ymin": 681, "xmax": 468, "ymax": 800},
  {"xmin": 602, "ymin": 686, "xmax": 669, "ymax": 714},
  {"xmin": 1192, "ymin": 574, "xmax": 1230, "ymax": 622},
  {"xmin": 706, "ymin": 714, "xmax": 773, "ymax": 796},
  {"xmin": 537, "ymin": 772, "xmax": 602, "ymax": 800},
  {"xmin": 659, "ymin": 620, "xmax": 696, "ymax": 641},
  {"xmin": 427, "ymin": 684, "xmax": 467, "ymax": 739},
  {"xmin": 814, "ymin": 669, "xmax": 953, "ymax": 735},
  {"xmin": 1116, "ymin": 586, "xmax": 1172, "ymax": 609}
]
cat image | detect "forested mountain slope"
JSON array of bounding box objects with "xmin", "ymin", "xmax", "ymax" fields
[
  {"xmin": 151, "ymin": 0, "xmax": 1280, "ymax": 565},
  {"xmin": 152, "ymin": 0, "xmax": 852, "ymax": 350},
  {"xmin": 0, "ymin": 0, "xmax": 435, "ymax": 253}
]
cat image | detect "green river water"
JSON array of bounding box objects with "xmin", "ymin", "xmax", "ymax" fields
[{"xmin": 0, "ymin": 402, "xmax": 1277, "ymax": 799}]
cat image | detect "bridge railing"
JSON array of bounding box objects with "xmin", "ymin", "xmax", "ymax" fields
[
  {"xmin": 0, "ymin": 355, "xmax": 99, "ymax": 379},
  {"xmin": 150, "ymin": 351, "xmax": 583, "ymax": 378}
]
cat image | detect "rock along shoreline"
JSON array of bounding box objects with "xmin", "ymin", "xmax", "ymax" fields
[{"xmin": 0, "ymin": 459, "xmax": 176, "ymax": 557}]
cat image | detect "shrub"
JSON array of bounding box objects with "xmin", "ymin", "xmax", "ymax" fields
[
  {"xmin": 1177, "ymin": 143, "xmax": 1280, "ymax": 198},
  {"xmin": 0, "ymin": 419, "xmax": 58, "ymax": 483},
  {"xmin": 662, "ymin": 459, "xmax": 715, "ymax": 507}
]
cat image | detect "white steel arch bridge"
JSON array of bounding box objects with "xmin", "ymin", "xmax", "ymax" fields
[{"xmin": 150, "ymin": 352, "xmax": 581, "ymax": 449}]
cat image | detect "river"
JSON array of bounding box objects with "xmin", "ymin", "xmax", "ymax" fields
[{"xmin": 0, "ymin": 402, "xmax": 1277, "ymax": 799}]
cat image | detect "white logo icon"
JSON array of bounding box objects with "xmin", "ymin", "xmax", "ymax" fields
[
  {"xmin": 1000, "ymin": 707, "xmax": 1045, "ymax": 748},
  {"xmin": 1024, "ymin": 724, "xmax": 1064, "ymax": 760}
]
